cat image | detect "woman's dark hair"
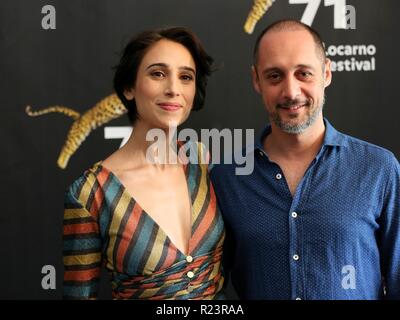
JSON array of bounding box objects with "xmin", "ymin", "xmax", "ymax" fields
[{"xmin": 113, "ymin": 27, "xmax": 214, "ymax": 124}]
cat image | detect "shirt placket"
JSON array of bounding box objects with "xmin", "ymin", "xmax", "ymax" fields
[{"xmin": 287, "ymin": 162, "xmax": 316, "ymax": 301}]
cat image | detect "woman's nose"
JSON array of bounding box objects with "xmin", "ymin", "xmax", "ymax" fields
[{"xmin": 164, "ymin": 77, "xmax": 180, "ymax": 96}]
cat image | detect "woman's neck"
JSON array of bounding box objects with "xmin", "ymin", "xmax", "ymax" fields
[{"xmin": 121, "ymin": 120, "xmax": 180, "ymax": 170}]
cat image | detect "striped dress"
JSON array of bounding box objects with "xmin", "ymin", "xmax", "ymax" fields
[{"xmin": 63, "ymin": 143, "xmax": 225, "ymax": 299}]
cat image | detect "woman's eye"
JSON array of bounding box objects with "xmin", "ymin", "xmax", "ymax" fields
[
  {"xmin": 181, "ymin": 74, "xmax": 194, "ymax": 81},
  {"xmin": 150, "ymin": 71, "xmax": 165, "ymax": 78}
]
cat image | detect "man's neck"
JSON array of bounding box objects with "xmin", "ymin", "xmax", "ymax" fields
[{"xmin": 264, "ymin": 118, "xmax": 326, "ymax": 161}]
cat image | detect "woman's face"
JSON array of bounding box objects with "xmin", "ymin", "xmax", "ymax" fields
[{"xmin": 124, "ymin": 39, "xmax": 196, "ymax": 129}]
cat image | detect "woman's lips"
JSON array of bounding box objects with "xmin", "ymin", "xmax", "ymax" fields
[{"xmin": 157, "ymin": 103, "xmax": 181, "ymax": 111}]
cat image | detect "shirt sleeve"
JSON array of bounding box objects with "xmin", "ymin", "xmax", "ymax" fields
[
  {"xmin": 63, "ymin": 185, "xmax": 102, "ymax": 299},
  {"xmin": 380, "ymin": 155, "xmax": 400, "ymax": 299}
]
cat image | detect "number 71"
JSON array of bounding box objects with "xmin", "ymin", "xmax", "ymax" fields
[{"xmin": 289, "ymin": 0, "xmax": 356, "ymax": 29}]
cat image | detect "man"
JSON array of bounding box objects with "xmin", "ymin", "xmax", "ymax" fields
[{"xmin": 210, "ymin": 19, "xmax": 400, "ymax": 299}]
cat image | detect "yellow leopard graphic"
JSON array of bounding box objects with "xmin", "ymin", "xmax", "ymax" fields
[
  {"xmin": 244, "ymin": 0, "xmax": 276, "ymax": 34},
  {"xmin": 26, "ymin": 93, "xmax": 127, "ymax": 169}
]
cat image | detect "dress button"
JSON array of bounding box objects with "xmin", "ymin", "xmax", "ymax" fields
[
  {"xmin": 293, "ymin": 254, "xmax": 299, "ymax": 261},
  {"xmin": 276, "ymin": 173, "xmax": 282, "ymax": 180},
  {"xmin": 187, "ymin": 271, "xmax": 194, "ymax": 278},
  {"xmin": 186, "ymin": 255, "xmax": 193, "ymax": 263},
  {"xmin": 291, "ymin": 212, "xmax": 298, "ymax": 218}
]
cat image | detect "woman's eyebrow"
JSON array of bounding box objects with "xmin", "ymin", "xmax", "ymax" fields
[
  {"xmin": 146, "ymin": 62, "xmax": 168, "ymax": 70},
  {"xmin": 180, "ymin": 66, "xmax": 196, "ymax": 74},
  {"xmin": 146, "ymin": 63, "xmax": 195, "ymax": 74}
]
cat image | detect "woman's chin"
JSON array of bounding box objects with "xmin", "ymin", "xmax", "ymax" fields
[{"xmin": 152, "ymin": 119, "xmax": 185, "ymax": 131}]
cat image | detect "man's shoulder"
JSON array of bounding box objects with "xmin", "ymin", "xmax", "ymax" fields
[
  {"xmin": 209, "ymin": 162, "xmax": 237, "ymax": 178},
  {"xmin": 209, "ymin": 144, "xmax": 253, "ymax": 177},
  {"xmin": 343, "ymin": 134, "xmax": 394, "ymax": 158},
  {"xmin": 342, "ymin": 133, "xmax": 397, "ymax": 163}
]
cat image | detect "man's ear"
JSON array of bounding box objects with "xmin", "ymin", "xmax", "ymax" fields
[
  {"xmin": 251, "ymin": 65, "xmax": 261, "ymax": 94},
  {"xmin": 124, "ymin": 87, "xmax": 135, "ymax": 100},
  {"xmin": 323, "ymin": 58, "xmax": 332, "ymax": 88}
]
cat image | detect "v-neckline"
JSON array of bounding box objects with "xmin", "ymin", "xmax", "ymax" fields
[{"xmin": 96, "ymin": 161, "xmax": 193, "ymax": 257}]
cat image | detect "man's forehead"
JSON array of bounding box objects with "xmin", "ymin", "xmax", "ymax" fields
[
  {"xmin": 257, "ymin": 30, "xmax": 320, "ymax": 65},
  {"xmin": 260, "ymin": 29, "xmax": 315, "ymax": 48}
]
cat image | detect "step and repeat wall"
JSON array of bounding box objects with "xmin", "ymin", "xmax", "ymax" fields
[{"xmin": 1, "ymin": 0, "xmax": 398, "ymax": 299}]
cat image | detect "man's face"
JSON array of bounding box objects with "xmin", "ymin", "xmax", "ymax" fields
[{"xmin": 252, "ymin": 29, "xmax": 331, "ymax": 134}]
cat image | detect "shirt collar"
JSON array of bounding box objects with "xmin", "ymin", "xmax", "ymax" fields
[{"xmin": 247, "ymin": 118, "xmax": 348, "ymax": 155}]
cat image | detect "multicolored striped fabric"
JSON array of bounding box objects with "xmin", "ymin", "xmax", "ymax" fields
[{"xmin": 63, "ymin": 142, "xmax": 225, "ymax": 299}]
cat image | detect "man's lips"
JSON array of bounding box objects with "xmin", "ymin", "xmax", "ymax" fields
[
  {"xmin": 282, "ymin": 104, "xmax": 304, "ymax": 110},
  {"xmin": 278, "ymin": 103, "xmax": 308, "ymax": 111},
  {"xmin": 157, "ymin": 103, "xmax": 182, "ymax": 111}
]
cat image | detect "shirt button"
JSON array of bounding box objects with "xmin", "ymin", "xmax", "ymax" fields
[
  {"xmin": 187, "ymin": 271, "xmax": 194, "ymax": 279},
  {"xmin": 259, "ymin": 151, "xmax": 264, "ymax": 157},
  {"xmin": 276, "ymin": 173, "xmax": 282, "ymax": 180},
  {"xmin": 291, "ymin": 212, "xmax": 298, "ymax": 218},
  {"xmin": 186, "ymin": 255, "xmax": 193, "ymax": 263},
  {"xmin": 295, "ymin": 297, "xmax": 302, "ymax": 300},
  {"xmin": 293, "ymin": 254, "xmax": 299, "ymax": 261},
  {"xmin": 187, "ymin": 285, "xmax": 194, "ymax": 293}
]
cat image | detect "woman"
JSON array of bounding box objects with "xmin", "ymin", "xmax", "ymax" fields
[{"xmin": 63, "ymin": 27, "xmax": 225, "ymax": 299}]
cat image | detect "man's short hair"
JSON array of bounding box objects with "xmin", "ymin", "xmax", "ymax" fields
[{"xmin": 253, "ymin": 19, "xmax": 326, "ymax": 66}]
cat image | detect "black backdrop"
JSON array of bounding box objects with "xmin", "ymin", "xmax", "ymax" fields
[{"xmin": 0, "ymin": 0, "xmax": 398, "ymax": 299}]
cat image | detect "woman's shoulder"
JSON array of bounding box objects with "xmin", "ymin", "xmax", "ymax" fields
[{"xmin": 64, "ymin": 161, "xmax": 104, "ymax": 201}]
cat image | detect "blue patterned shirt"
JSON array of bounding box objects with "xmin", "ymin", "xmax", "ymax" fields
[{"xmin": 210, "ymin": 119, "xmax": 400, "ymax": 300}]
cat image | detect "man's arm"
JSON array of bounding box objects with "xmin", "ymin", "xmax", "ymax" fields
[{"xmin": 380, "ymin": 155, "xmax": 400, "ymax": 299}]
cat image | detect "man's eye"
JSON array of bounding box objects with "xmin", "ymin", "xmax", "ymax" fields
[
  {"xmin": 267, "ymin": 73, "xmax": 281, "ymax": 81},
  {"xmin": 300, "ymin": 71, "xmax": 312, "ymax": 78}
]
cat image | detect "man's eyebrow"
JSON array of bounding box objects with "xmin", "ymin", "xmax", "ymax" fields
[
  {"xmin": 261, "ymin": 64, "xmax": 316, "ymax": 75},
  {"xmin": 261, "ymin": 67, "xmax": 282, "ymax": 76},
  {"xmin": 296, "ymin": 64, "xmax": 316, "ymax": 70},
  {"xmin": 146, "ymin": 63, "xmax": 195, "ymax": 74}
]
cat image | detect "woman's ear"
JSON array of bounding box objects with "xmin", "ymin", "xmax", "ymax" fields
[{"xmin": 124, "ymin": 88, "xmax": 135, "ymax": 100}]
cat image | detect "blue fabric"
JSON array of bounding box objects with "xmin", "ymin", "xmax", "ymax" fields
[{"xmin": 210, "ymin": 119, "xmax": 400, "ymax": 300}]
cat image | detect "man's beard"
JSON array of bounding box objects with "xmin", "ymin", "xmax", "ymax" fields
[{"xmin": 269, "ymin": 96, "xmax": 325, "ymax": 134}]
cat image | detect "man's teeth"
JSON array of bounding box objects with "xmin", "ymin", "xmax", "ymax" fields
[{"xmin": 288, "ymin": 105, "xmax": 303, "ymax": 109}]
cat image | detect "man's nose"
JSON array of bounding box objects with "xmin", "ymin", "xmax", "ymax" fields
[{"xmin": 281, "ymin": 76, "xmax": 301, "ymax": 100}]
